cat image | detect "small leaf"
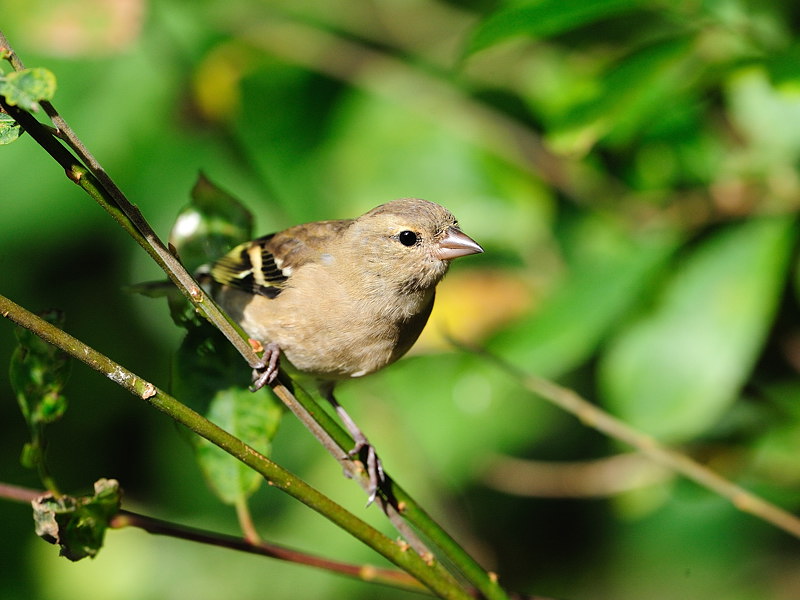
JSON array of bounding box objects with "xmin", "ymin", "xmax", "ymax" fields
[
  {"xmin": 169, "ymin": 172, "xmax": 254, "ymax": 273},
  {"xmin": 0, "ymin": 67, "xmax": 57, "ymax": 111},
  {"xmin": 172, "ymin": 325, "xmax": 282, "ymax": 505},
  {"xmin": 195, "ymin": 387, "xmax": 283, "ymax": 504},
  {"xmin": 32, "ymin": 479, "xmax": 122, "ymax": 561},
  {"xmin": 0, "ymin": 112, "xmax": 23, "ymax": 144},
  {"xmin": 599, "ymin": 217, "xmax": 796, "ymax": 442},
  {"xmin": 465, "ymin": 0, "xmax": 647, "ymax": 56},
  {"xmin": 20, "ymin": 442, "xmax": 41, "ymax": 469},
  {"xmin": 10, "ymin": 309, "xmax": 70, "ymax": 428},
  {"xmin": 10, "ymin": 310, "xmax": 71, "ymax": 491}
]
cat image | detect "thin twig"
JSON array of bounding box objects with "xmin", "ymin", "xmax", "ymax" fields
[
  {"xmin": 234, "ymin": 497, "xmax": 262, "ymax": 545},
  {"xmin": 0, "ymin": 482, "xmax": 427, "ymax": 593},
  {"xmin": 481, "ymin": 453, "xmax": 672, "ymax": 498},
  {"xmin": 112, "ymin": 510, "xmax": 429, "ymax": 592},
  {"xmin": 457, "ymin": 339, "xmax": 800, "ymax": 540},
  {"xmin": 0, "ymin": 482, "xmax": 40, "ymax": 503}
]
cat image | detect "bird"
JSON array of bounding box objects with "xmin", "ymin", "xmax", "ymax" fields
[{"xmin": 205, "ymin": 198, "xmax": 483, "ymax": 502}]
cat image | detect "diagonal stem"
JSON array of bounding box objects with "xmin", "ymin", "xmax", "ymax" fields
[
  {"xmin": 458, "ymin": 338, "xmax": 800, "ymax": 541},
  {"xmin": 0, "ymin": 482, "xmax": 428, "ymax": 594}
]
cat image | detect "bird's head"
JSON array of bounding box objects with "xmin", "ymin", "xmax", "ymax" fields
[{"xmin": 350, "ymin": 198, "xmax": 483, "ymax": 294}]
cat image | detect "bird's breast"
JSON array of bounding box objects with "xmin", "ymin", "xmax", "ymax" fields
[{"xmin": 266, "ymin": 269, "xmax": 434, "ymax": 380}]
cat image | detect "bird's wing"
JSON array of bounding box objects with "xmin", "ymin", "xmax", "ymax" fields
[{"xmin": 210, "ymin": 219, "xmax": 352, "ymax": 298}]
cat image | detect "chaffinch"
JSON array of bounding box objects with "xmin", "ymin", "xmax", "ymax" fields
[{"xmin": 207, "ymin": 197, "xmax": 483, "ymax": 500}]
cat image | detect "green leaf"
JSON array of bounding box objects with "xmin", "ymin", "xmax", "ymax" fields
[
  {"xmin": 10, "ymin": 309, "xmax": 70, "ymax": 427},
  {"xmin": 551, "ymin": 36, "xmax": 695, "ymax": 153},
  {"xmin": 32, "ymin": 479, "xmax": 122, "ymax": 561},
  {"xmin": 161, "ymin": 172, "xmax": 255, "ymax": 331},
  {"xmin": 0, "ymin": 112, "xmax": 23, "ymax": 144},
  {"xmin": 465, "ymin": 0, "xmax": 647, "ymax": 56},
  {"xmin": 599, "ymin": 217, "xmax": 796, "ymax": 442},
  {"xmin": 764, "ymin": 42, "xmax": 800, "ymax": 87},
  {"xmin": 194, "ymin": 386, "xmax": 283, "ymax": 504},
  {"xmin": 10, "ymin": 309, "xmax": 71, "ymax": 491},
  {"xmin": 169, "ymin": 172, "xmax": 254, "ymax": 273},
  {"xmin": 0, "ymin": 67, "xmax": 57, "ymax": 111},
  {"xmin": 491, "ymin": 217, "xmax": 679, "ymax": 378},
  {"xmin": 172, "ymin": 325, "xmax": 282, "ymax": 505},
  {"xmin": 20, "ymin": 442, "xmax": 41, "ymax": 470}
]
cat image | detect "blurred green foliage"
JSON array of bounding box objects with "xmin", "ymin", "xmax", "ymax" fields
[{"xmin": 2, "ymin": 0, "xmax": 800, "ymax": 599}]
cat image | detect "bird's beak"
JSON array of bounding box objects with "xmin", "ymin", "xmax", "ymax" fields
[{"xmin": 434, "ymin": 227, "xmax": 484, "ymax": 260}]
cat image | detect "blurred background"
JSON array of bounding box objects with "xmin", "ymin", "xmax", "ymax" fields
[{"xmin": 2, "ymin": 0, "xmax": 800, "ymax": 598}]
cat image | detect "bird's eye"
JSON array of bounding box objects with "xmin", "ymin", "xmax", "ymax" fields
[{"xmin": 397, "ymin": 230, "xmax": 418, "ymax": 247}]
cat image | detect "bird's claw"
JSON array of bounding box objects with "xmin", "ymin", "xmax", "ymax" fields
[
  {"xmin": 323, "ymin": 387, "xmax": 388, "ymax": 506},
  {"xmin": 249, "ymin": 342, "xmax": 281, "ymax": 391},
  {"xmin": 347, "ymin": 437, "xmax": 385, "ymax": 506}
]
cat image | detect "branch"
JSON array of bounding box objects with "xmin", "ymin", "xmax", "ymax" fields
[
  {"xmin": 481, "ymin": 453, "xmax": 672, "ymax": 498},
  {"xmin": 113, "ymin": 511, "xmax": 429, "ymax": 592},
  {"xmin": 0, "ymin": 295, "xmax": 471, "ymax": 600},
  {"xmin": 0, "ymin": 482, "xmax": 427, "ymax": 593},
  {"xmin": 457, "ymin": 340, "xmax": 800, "ymax": 540}
]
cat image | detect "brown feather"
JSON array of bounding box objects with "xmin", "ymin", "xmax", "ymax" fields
[{"xmin": 208, "ymin": 198, "xmax": 482, "ymax": 382}]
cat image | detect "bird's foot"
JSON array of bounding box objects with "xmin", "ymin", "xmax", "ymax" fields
[
  {"xmin": 348, "ymin": 434, "xmax": 386, "ymax": 506},
  {"xmin": 249, "ymin": 342, "xmax": 281, "ymax": 391},
  {"xmin": 323, "ymin": 387, "xmax": 388, "ymax": 506}
]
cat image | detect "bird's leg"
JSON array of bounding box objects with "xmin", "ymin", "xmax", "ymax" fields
[
  {"xmin": 320, "ymin": 383, "xmax": 385, "ymax": 505},
  {"xmin": 249, "ymin": 342, "xmax": 281, "ymax": 392}
]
